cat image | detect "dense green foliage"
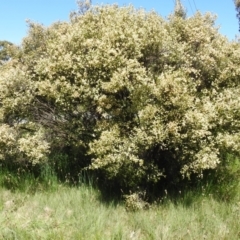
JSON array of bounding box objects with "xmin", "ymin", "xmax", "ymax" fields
[{"xmin": 0, "ymin": 4, "xmax": 240, "ymax": 195}]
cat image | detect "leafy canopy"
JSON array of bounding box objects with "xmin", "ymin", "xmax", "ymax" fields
[{"xmin": 1, "ymin": 5, "xmax": 240, "ymax": 192}]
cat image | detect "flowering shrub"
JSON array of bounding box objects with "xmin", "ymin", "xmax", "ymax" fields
[{"xmin": 0, "ymin": 5, "xmax": 240, "ymax": 191}]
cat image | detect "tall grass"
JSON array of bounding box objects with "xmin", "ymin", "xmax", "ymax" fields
[
  {"xmin": 0, "ymin": 155, "xmax": 239, "ymax": 239},
  {"xmin": 0, "ymin": 183, "xmax": 239, "ymax": 239}
]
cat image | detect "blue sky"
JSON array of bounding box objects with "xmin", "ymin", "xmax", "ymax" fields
[{"xmin": 0, "ymin": 0, "xmax": 238, "ymax": 45}]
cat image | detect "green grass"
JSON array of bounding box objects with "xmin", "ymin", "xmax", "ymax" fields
[
  {"xmin": 0, "ymin": 156, "xmax": 239, "ymax": 239},
  {"xmin": 0, "ymin": 182, "xmax": 239, "ymax": 239}
]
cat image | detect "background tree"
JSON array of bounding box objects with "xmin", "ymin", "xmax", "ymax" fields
[
  {"xmin": 234, "ymin": 0, "xmax": 240, "ymax": 31},
  {"xmin": 174, "ymin": 0, "xmax": 186, "ymax": 19},
  {"xmin": 0, "ymin": 40, "xmax": 13, "ymax": 65},
  {"xmin": 70, "ymin": 0, "xmax": 92, "ymax": 18}
]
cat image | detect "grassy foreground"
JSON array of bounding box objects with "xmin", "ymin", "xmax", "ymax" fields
[{"xmin": 0, "ymin": 182, "xmax": 240, "ymax": 240}]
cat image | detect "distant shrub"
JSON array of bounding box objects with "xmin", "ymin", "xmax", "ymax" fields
[{"xmin": 124, "ymin": 191, "xmax": 149, "ymax": 211}]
